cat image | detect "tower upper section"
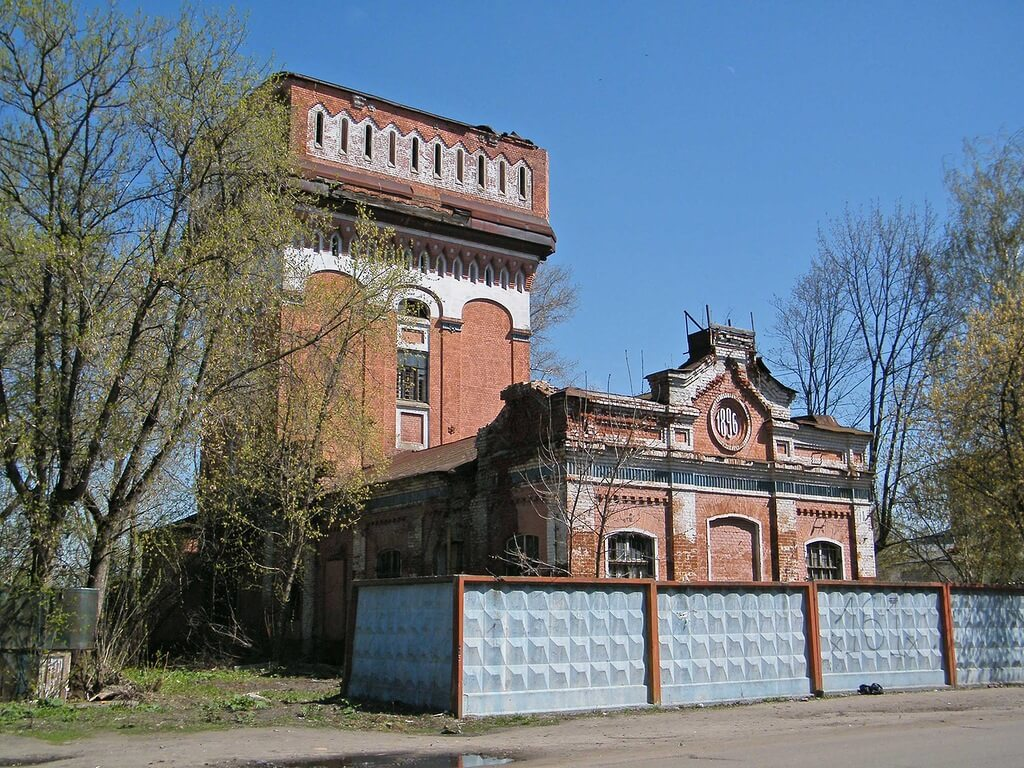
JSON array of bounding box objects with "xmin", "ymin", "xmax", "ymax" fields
[{"xmin": 279, "ymin": 72, "xmax": 553, "ymax": 245}]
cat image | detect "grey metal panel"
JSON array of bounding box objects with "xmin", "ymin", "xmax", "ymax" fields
[
  {"xmin": 952, "ymin": 590, "xmax": 1024, "ymax": 685},
  {"xmin": 817, "ymin": 587, "xmax": 946, "ymax": 691},
  {"xmin": 347, "ymin": 582, "xmax": 453, "ymax": 709},
  {"xmin": 461, "ymin": 583, "xmax": 649, "ymax": 716},
  {"xmin": 658, "ymin": 587, "xmax": 811, "ymax": 705}
]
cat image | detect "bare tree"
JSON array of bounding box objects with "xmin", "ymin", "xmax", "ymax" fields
[
  {"xmin": 529, "ymin": 263, "xmax": 579, "ymax": 384},
  {"xmin": 516, "ymin": 389, "xmax": 658, "ymax": 578},
  {"xmin": 771, "ymin": 204, "xmax": 949, "ymax": 552}
]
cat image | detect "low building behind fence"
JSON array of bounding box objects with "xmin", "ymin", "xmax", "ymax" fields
[{"xmin": 343, "ymin": 576, "xmax": 1024, "ymax": 717}]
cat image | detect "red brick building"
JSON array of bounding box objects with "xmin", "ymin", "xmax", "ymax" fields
[
  {"xmin": 277, "ymin": 74, "xmax": 876, "ymax": 654},
  {"xmin": 280, "ymin": 73, "xmax": 552, "ymax": 456}
]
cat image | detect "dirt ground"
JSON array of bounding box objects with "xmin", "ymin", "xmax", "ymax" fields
[{"xmin": 1, "ymin": 686, "xmax": 1023, "ymax": 768}]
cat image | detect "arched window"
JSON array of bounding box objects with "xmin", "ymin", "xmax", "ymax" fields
[
  {"xmin": 606, "ymin": 532, "xmax": 655, "ymax": 578},
  {"xmin": 418, "ymin": 252, "xmax": 429, "ymax": 274},
  {"xmin": 330, "ymin": 234, "xmax": 340, "ymax": 257},
  {"xmin": 806, "ymin": 541, "xmax": 842, "ymax": 580},
  {"xmin": 499, "ymin": 267, "xmax": 509, "ymax": 289},
  {"xmin": 504, "ymin": 534, "xmax": 540, "ymax": 576},
  {"xmin": 376, "ymin": 549, "xmax": 402, "ymax": 579},
  {"xmin": 436, "ymin": 254, "xmax": 447, "ymax": 275},
  {"xmin": 518, "ymin": 165, "xmax": 527, "ymax": 198},
  {"xmin": 452, "ymin": 257, "xmax": 463, "ymax": 280},
  {"xmin": 484, "ymin": 264, "xmax": 494, "ymax": 287},
  {"xmin": 477, "ymin": 155, "xmax": 486, "ymax": 188},
  {"xmin": 314, "ymin": 111, "xmax": 324, "ymax": 146},
  {"xmin": 515, "ymin": 270, "xmax": 525, "ymax": 292},
  {"xmin": 340, "ymin": 118, "xmax": 349, "ymax": 153},
  {"xmin": 315, "ymin": 233, "xmax": 324, "ymax": 252},
  {"xmin": 433, "ymin": 143, "xmax": 443, "ymax": 177},
  {"xmin": 468, "ymin": 261, "xmax": 479, "ymax": 283},
  {"xmin": 399, "ymin": 298, "xmax": 430, "ymax": 319},
  {"xmin": 411, "ymin": 136, "xmax": 420, "ymax": 172},
  {"xmin": 364, "ymin": 124, "xmax": 373, "ymax": 159}
]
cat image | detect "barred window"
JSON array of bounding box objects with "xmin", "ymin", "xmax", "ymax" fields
[
  {"xmin": 397, "ymin": 350, "xmax": 428, "ymax": 402},
  {"xmin": 376, "ymin": 549, "xmax": 402, "ymax": 579},
  {"xmin": 607, "ymin": 532, "xmax": 654, "ymax": 578},
  {"xmin": 806, "ymin": 541, "xmax": 842, "ymax": 580}
]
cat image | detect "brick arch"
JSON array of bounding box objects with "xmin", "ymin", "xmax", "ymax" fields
[
  {"xmin": 707, "ymin": 515, "xmax": 762, "ymax": 581},
  {"xmin": 459, "ymin": 299, "xmax": 514, "ymax": 434}
]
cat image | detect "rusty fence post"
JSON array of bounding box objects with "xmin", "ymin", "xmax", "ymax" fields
[
  {"xmin": 450, "ymin": 575, "xmax": 465, "ymax": 718},
  {"xmin": 804, "ymin": 582, "xmax": 824, "ymax": 696},
  {"xmin": 646, "ymin": 581, "xmax": 662, "ymax": 705},
  {"xmin": 939, "ymin": 583, "xmax": 958, "ymax": 688}
]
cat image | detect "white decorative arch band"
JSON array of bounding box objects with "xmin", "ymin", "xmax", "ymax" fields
[{"xmin": 307, "ymin": 105, "xmax": 533, "ymax": 210}]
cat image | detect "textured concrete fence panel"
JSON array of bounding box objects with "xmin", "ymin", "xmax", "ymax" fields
[
  {"xmin": 952, "ymin": 589, "xmax": 1024, "ymax": 685},
  {"xmin": 658, "ymin": 586, "xmax": 811, "ymax": 705},
  {"xmin": 460, "ymin": 581, "xmax": 649, "ymax": 716},
  {"xmin": 347, "ymin": 581, "xmax": 453, "ymax": 709},
  {"xmin": 817, "ymin": 586, "xmax": 946, "ymax": 691},
  {"xmin": 344, "ymin": 578, "xmax": 1024, "ymax": 716}
]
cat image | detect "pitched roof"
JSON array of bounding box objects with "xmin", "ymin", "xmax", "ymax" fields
[
  {"xmin": 791, "ymin": 414, "xmax": 872, "ymax": 437},
  {"xmin": 376, "ymin": 436, "xmax": 478, "ymax": 483}
]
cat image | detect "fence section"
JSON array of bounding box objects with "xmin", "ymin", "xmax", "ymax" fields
[
  {"xmin": 345, "ymin": 578, "xmax": 1024, "ymax": 716},
  {"xmin": 461, "ymin": 581, "xmax": 649, "ymax": 716},
  {"xmin": 952, "ymin": 589, "xmax": 1024, "ymax": 685},
  {"xmin": 346, "ymin": 580, "xmax": 453, "ymax": 710},
  {"xmin": 658, "ymin": 586, "xmax": 811, "ymax": 705},
  {"xmin": 817, "ymin": 586, "xmax": 946, "ymax": 692}
]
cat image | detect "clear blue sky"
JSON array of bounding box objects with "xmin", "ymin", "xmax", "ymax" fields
[{"xmin": 133, "ymin": 1, "xmax": 1024, "ymax": 393}]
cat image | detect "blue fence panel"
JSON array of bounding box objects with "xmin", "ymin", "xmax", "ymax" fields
[
  {"xmin": 461, "ymin": 582, "xmax": 649, "ymax": 716},
  {"xmin": 658, "ymin": 587, "xmax": 811, "ymax": 705},
  {"xmin": 817, "ymin": 587, "xmax": 945, "ymax": 691},
  {"xmin": 952, "ymin": 590, "xmax": 1024, "ymax": 685},
  {"xmin": 347, "ymin": 582, "xmax": 453, "ymax": 709}
]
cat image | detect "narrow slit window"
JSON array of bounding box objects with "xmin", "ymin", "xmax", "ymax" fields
[
  {"xmin": 388, "ymin": 131, "xmax": 396, "ymax": 166},
  {"xmin": 499, "ymin": 161, "xmax": 506, "ymax": 193},
  {"xmin": 515, "ymin": 271, "xmax": 525, "ymax": 292},
  {"xmin": 484, "ymin": 264, "xmax": 494, "ymax": 287},
  {"xmin": 314, "ymin": 111, "xmax": 324, "ymax": 146},
  {"xmin": 453, "ymin": 258, "xmax": 463, "ymax": 280},
  {"xmin": 518, "ymin": 166, "xmax": 527, "ymax": 198},
  {"xmin": 364, "ymin": 124, "xmax": 373, "ymax": 159},
  {"xmin": 468, "ymin": 261, "xmax": 479, "ymax": 283},
  {"xmin": 330, "ymin": 234, "xmax": 340, "ymax": 257},
  {"xmin": 340, "ymin": 118, "xmax": 349, "ymax": 153},
  {"xmin": 477, "ymin": 155, "xmax": 485, "ymax": 188},
  {"xmin": 500, "ymin": 268, "xmax": 509, "ymax": 289},
  {"xmin": 456, "ymin": 149, "xmax": 464, "ymax": 182},
  {"xmin": 434, "ymin": 143, "xmax": 442, "ymax": 177},
  {"xmin": 411, "ymin": 136, "xmax": 420, "ymax": 171},
  {"xmin": 436, "ymin": 254, "xmax": 446, "ymax": 275}
]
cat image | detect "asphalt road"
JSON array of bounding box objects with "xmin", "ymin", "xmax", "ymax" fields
[{"xmin": 2, "ymin": 686, "xmax": 1022, "ymax": 767}]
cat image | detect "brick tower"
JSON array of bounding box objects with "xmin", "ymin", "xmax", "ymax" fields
[{"xmin": 279, "ymin": 73, "xmax": 555, "ymax": 454}]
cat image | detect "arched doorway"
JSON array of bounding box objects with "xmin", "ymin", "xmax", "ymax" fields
[{"xmin": 707, "ymin": 516, "xmax": 761, "ymax": 581}]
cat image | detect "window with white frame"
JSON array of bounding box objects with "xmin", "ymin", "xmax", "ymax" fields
[
  {"xmin": 806, "ymin": 541, "xmax": 842, "ymax": 580},
  {"xmin": 607, "ymin": 532, "xmax": 655, "ymax": 578}
]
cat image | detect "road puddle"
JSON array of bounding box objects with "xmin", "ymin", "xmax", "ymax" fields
[{"xmin": 239, "ymin": 754, "xmax": 513, "ymax": 768}]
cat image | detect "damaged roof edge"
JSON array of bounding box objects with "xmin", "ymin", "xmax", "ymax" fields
[{"xmin": 275, "ymin": 71, "xmax": 540, "ymax": 148}]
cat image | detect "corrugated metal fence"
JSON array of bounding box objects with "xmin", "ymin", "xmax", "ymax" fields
[{"xmin": 344, "ymin": 577, "xmax": 1024, "ymax": 717}]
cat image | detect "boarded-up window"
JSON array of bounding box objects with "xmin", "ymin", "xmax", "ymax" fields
[
  {"xmin": 709, "ymin": 517, "xmax": 760, "ymax": 581},
  {"xmin": 400, "ymin": 411, "xmax": 424, "ymax": 444}
]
